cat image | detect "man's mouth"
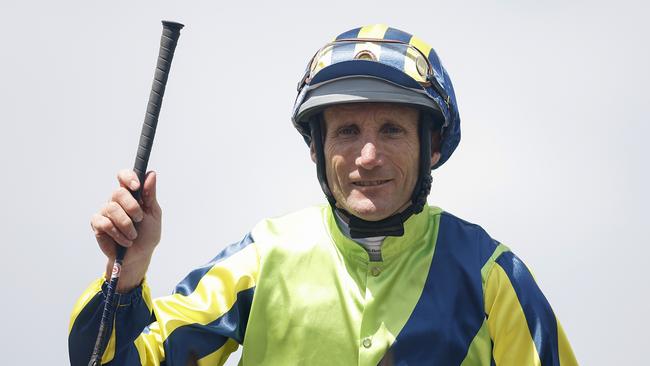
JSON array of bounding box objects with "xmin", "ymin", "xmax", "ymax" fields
[{"xmin": 352, "ymin": 180, "xmax": 390, "ymax": 187}]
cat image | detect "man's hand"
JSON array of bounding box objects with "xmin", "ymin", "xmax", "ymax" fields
[{"xmin": 90, "ymin": 169, "xmax": 162, "ymax": 293}]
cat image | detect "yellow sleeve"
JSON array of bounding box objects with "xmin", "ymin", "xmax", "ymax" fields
[
  {"xmin": 68, "ymin": 233, "xmax": 259, "ymax": 365},
  {"xmin": 484, "ymin": 251, "xmax": 577, "ymax": 366}
]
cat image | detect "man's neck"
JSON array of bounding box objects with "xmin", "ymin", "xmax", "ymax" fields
[{"xmin": 334, "ymin": 210, "xmax": 385, "ymax": 261}]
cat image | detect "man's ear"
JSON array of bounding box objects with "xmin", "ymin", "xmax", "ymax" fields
[
  {"xmin": 310, "ymin": 141, "xmax": 317, "ymax": 163},
  {"xmin": 431, "ymin": 151, "xmax": 441, "ymax": 168},
  {"xmin": 430, "ymin": 131, "xmax": 442, "ymax": 168}
]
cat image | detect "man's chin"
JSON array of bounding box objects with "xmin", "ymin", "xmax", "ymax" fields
[{"xmin": 342, "ymin": 201, "xmax": 394, "ymax": 222}]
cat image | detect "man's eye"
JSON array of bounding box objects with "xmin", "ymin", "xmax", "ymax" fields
[
  {"xmin": 337, "ymin": 125, "xmax": 359, "ymax": 136},
  {"xmin": 381, "ymin": 124, "xmax": 404, "ymax": 135}
]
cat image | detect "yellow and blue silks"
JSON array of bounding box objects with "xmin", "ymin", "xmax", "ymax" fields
[{"xmin": 69, "ymin": 204, "xmax": 577, "ymax": 365}]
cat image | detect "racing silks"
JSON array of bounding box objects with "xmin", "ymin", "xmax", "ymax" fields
[{"xmin": 69, "ymin": 205, "xmax": 578, "ymax": 365}]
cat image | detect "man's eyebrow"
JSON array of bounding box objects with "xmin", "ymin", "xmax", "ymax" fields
[{"xmin": 381, "ymin": 120, "xmax": 410, "ymax": 128}]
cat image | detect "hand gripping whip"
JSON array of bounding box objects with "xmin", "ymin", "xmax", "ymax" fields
[{"xmin": 88, "ymin": 20, "xmax": 184, "ymax": 366}]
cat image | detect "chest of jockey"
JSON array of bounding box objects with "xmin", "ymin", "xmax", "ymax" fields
[{"xmin": 241, "ymin": 206, "xmax": 492, "ymax": 366}]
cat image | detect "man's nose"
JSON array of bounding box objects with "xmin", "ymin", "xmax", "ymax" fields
[{"xmin": 356, "ymin": 141, "xmax": 382, "ymax": 169}]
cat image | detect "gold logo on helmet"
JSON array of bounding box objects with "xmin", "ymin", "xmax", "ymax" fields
[{"xmin": 354, "ymin": 50, "xmax": 377, "ymax": 61}]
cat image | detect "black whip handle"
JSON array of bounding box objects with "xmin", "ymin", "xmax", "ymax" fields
[{"xmin": 133, "ymin": 20, "xmax": 184, "ymax": 202}]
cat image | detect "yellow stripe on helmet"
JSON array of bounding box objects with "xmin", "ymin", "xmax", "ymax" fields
[
  {"xmin": 404, "ymin": 35, "xmax": 433, "ymax": 82},
  {"xmin": 352, "ymin": 25, "xmax": 389, "ymax": 62},
  {"xmin": 409, "ymin": 35, "xmax": 433, "ymax": 56},
  {"xmin": 358, "ymin": 24, "xmax": 389, "ymax": 39},
  {"xmin": 312, "ymin": 45, "xmax": 333, "ymax": 77}
]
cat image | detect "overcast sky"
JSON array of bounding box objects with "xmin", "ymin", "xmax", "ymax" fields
[{"xmin": 0, "ymin": 0, "xmax": 648, "ymax": 364}]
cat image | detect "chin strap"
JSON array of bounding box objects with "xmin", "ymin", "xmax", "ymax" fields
[{"xmin": 309, "ymin": 113, "xmax": 434, "ymax": 239}]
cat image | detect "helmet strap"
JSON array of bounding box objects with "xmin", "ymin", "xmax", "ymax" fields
[
  {"xmin": 309, "ymin": 113, "xmax": 434, "ymax": 239},
  {"xmin": 309, "ymin": 116, "xmax": 337, "ymax": 207},
  {"xmin": 411, "ymin": 112, "xmax": 434, "ymax": 214}
]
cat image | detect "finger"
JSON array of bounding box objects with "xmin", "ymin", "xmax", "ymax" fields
[
  {"xmin": 93, "ymin": 229, "xmax": 117, "ymax": 258},
  {"xmin": 117, "ymin": 169, "xmax": 140, "ymax": 191},
  {"xmin": 101, "ymin": 201, "xmax": 138, "ymax": 243},
  {"xmin": 92, "ymin": 213, "xmax": 133, "ymax": 247},
  {"xmin": 111, "ymin": 187, "xmax": 144, "ymax": 223},
  {"xmin": 142, "ymin": 171, "xmax": 160, "ymax": 211}
]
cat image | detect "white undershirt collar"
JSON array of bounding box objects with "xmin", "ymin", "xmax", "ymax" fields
[{"xmin": 334, "ymin": 211, "xmax": 385, "ymax": 261}]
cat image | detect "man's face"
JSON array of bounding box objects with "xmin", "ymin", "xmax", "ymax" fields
[{"xmin": 313, "ymin": 103, "xmax": 440, "ymax": 221}]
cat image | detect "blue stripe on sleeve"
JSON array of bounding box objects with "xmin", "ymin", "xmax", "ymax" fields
[
  {"xmin": 69, "ymin": 292, "xmax": 104, "ymax": 366},
  {"xmin": 390, "ymin": 212, "xmax": 498, "ymax": 364},
  {"xmin": 495, "ymin": 252, "xmax": 560, "ymax": 366},
  {"xmin": 105, "ymin": 344, "xmax": 142, "ymax": 366},
  {"xmin": 174, "ymin": 233, "xmax": 254, "ymax": 296},
  {"xmin": 69, "ymin": 284, "xmax": 154, "ymax": 366},
  {"xmin": 105, "ymin": 287, "xmax": 156, "ymax": 365},
  {"xmin": 163, "ymin": 287, "xmax": 255, "ymax": 365}
]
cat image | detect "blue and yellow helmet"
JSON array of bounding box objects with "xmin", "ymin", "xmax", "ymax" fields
[
  {"xmin": 291, "ymin": 24, "xmax": 461, "ymax": 170},
  {"xmin": 292, "ymin": 24, "xmax": 462, "ymax": 237}
]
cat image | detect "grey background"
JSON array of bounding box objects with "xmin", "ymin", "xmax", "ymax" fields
[{"xmin": 0, "ymin": 0, "xmax": 647, "ymax": 364}]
